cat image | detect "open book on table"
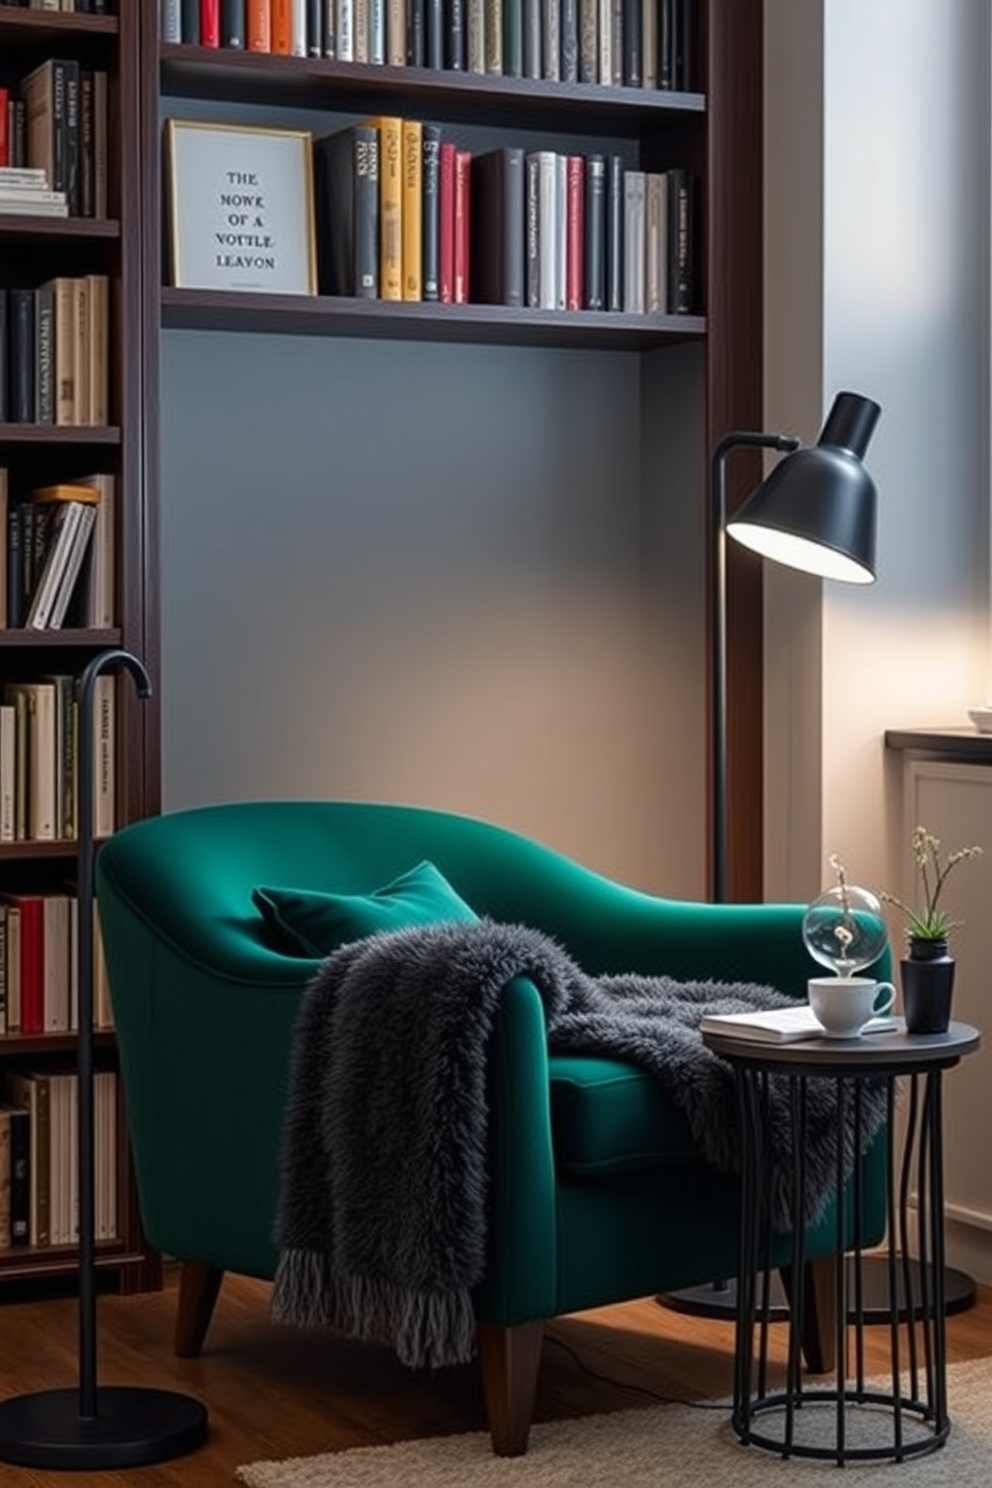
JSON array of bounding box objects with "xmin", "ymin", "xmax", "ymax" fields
[{"xmin": 699, "ymin": 1004, "xmax": 897, "ymax": 1044}]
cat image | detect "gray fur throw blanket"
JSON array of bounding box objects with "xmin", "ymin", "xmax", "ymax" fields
[{"xmin": 272, "ymin": 918, "xmax": 886, "ymax": 1369}]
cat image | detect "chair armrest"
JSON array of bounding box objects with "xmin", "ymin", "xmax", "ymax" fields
[{"xmin": 475, "ymin": 975, "xmax": 559, "ymax": 1325}]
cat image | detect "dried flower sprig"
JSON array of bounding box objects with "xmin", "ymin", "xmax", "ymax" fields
[
  {"xmin": 880, "ymin": 826, "xmax": 983, "ymax": 943},
  {"xmin": 828, "ymin": 853, "xmax": 855, "ymax": 956}
]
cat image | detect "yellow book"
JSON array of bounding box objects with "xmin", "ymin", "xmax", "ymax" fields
[
  {"xmin": 368, "ymin": 116, "xmax": 402, "ymax": 301},
  {"xmin": 43, "ymin": 277, "xmax": 76, "ymax": 427},
  {"xmin": 86, "ymin": 274, "xmax": 109, "ymax": 427},
  {"xmin": 401, "ymin": 119, "xmax": 422, "ymax": 302},
  {"xmin": 73, "ymin": 277, "xmax": 90, "ymax": 429}
]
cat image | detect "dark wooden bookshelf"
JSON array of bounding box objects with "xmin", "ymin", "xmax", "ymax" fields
[
  {"xmin": 161, "ymin": 286, "xmax": 706, "ymax": 348},
  {"xmin": 148, "ymin": 0, "xmax": 767, "ymax": 904},
  {"xmin": 0, "ymin": 0, "xmax": 161, "ymax": 1296}
]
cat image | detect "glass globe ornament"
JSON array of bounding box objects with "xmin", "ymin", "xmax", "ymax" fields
[{"xmin": 802, "ymin": 883, "xmax": 889, "ymax": 976}]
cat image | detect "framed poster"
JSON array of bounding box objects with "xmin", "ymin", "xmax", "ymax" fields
[{"xmin": 165, "ymin": 119, "xmax": 317, "ymax": 295}]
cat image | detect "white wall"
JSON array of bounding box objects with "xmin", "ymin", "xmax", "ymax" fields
[
  {"xmin": 765, "ymin": 0, "xmax": 991, "ymax": 903},
  {"xmin": 765, "ymin": 0, "xmax": 992, "ymax": 1277}
]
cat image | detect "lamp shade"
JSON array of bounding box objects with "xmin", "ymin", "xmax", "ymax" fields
[{"xmin": 725, "ymin": 391, "xmax": 881, "ymax": 584}]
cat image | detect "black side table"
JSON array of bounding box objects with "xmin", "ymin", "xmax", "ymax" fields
[{"xmin": 701, "ymin": 1019, "xmax": 981, "ymax": 1465}]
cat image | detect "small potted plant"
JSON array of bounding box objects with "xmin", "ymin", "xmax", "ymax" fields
[{"xmin": 881, "ymin": 827, "xmax": 982, "ymax": 1034}]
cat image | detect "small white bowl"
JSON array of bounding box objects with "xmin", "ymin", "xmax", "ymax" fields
[{"xmin": 967, "ymin": 706, "xmax": 992, "ymax": 734}]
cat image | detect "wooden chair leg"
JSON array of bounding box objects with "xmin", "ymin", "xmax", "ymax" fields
[
  {"xmin": 476, "ymin": 1320, "xmax": 544, "ymax": 1456},
  {"xmin": 779, "ymin": 1255, "xmax": 837, "ymax": 1374},
  {"xmin": 175, "ymin": 1261, "xmax": 225, "ymax": 1358}
]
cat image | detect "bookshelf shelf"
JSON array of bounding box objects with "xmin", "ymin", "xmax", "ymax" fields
[
  {"xmin": 160, "ymin": 46, "xmax": 706, "ymax": 131},
  {"xmin": 0, "ymin": 629, "xmax": 121, "ymax": 649},
  {"xmin": 0, "ymin": 426, "xmax": 121, "ymax": 447},
  {"xmin": 161, "ymin": 286, "xmax": 706, "ymax": 349},
  {"xmin": 0, "ymin": 216, "xmax": 120, "ymax": 242},
  {"xmin": 0, "ymin": 13, "xmax": 118, "ymax": 42}
]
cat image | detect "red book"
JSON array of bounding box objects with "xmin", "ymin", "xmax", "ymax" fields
[
  {"xmin": 453, "ymin": 148, "xmax": 472, "ymax": 305},
  {"xmin": 3, "ymin": 895, "xmax": 44, "ymax": 1036},
  {"xmin": 565, "ymin": 154, "xmax": 584, "ymax": 312},
  {"xmin": 438, "ymin": 142, "xmax": 456, "ymax": 305},
  {"xmin": 200, "ymin": 0, "xmax": 221, "ymax": 46},
  {"xmin": 0, "ymin": 89, "xmax": 9, "ymax": 169}
]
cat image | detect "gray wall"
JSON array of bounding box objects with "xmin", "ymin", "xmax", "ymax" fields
[{"xmin": 160, "ymin": 330, "xmax": 706, "ymax": 891}]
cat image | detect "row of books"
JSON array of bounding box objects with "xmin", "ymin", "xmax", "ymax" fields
[
  {"xmin": 0, "ymin": 60, "xmax": 109, "ymax": 219},
  {"xmin": 0, "ymin": 892, "xmax": 115, "ymax": 1036},
  {"xmin": 161, "ymin": 0, "xmax": 696, "ymax": 90},
  {"xmin": 0, "ymin": 472, "xmax": 116, "ymax": 632},
  {"xmin": 313, "ymin": 121, "xmax": 698, "ymax": 313},
  {"xmin": 0, "ymin": 276, "xmax": 110, "ymax": 427},
  {"xmin": 0, "ymin": 673, "xmax": 117, "ymax": 845},
  {"xmin": 0, "ymin": 1068, "xmax": 118, "ymax": 1251}
]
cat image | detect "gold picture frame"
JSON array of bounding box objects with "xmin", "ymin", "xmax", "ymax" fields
[{"xmin": 165, "ymin": 119, "xmax": 317, "ymax": 296}]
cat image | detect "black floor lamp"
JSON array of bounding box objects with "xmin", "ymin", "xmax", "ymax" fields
[
  {"xmin": 663, "ymin": 390, "xmax": 976, "ymax": 1322},
  {"xmin": 0, "ymin": 650, "xmax": 209, "ymax": 1470}
]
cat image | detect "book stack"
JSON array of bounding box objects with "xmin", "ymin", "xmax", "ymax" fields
[
  {"xmin": 313, "ymin": 120, "xmax": 699, "ymax": 315},
  {"xmin": 699, "ymin": 1005, "xmax": 898, "ymax": 1044},
  {"xmin": 159, "ymin": 0, "xmax": 698, "ymax": 91},
  {"xmin": 0, "ymin": 165, "xmax": 67, "ymax": 219},
  {"xmin": 0, "ymin": 1067, "xmax": 118, "ymax": 1253}
]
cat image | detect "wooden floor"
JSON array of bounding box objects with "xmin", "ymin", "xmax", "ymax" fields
[{"xmin": 0, "ymin": 1266, "xmax": 991, "ymax": 1487}]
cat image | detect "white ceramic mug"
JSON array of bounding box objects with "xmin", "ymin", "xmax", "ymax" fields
[{"xmin": 808, "ymin": 976, "xmax": 896, "ymax": 1039}]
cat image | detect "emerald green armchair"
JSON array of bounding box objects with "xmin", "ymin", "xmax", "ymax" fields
[{"xmin": 96, "ymin": 800, "xmax": 889, "ymax": 1455}]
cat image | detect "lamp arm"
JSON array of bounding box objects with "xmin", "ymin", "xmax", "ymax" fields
[{"xmin": 711, "ymin": 432, "xmax": 799, "ymax": 903}]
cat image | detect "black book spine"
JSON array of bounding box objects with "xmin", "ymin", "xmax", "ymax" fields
[
  {"xmin": 622, "ymin": 0, "xmax": 641, "ymax": 86},
  {"xmin": 667, "ymin": 168, "xmax": 696, "ymax": 312},
  {"xmin": 6, "ymin": 500, "xmax": 21, "ymax": 629},
  {"xmin": 64, "ymin": 60, "xmax": 80, "ymax": 217},
  {"xmin": 79, "ymin": 69, "xmax": 94, "ymax": 218},
  {"xmin": 354, "ymin": 127, "xmax": 379, "ymax": 298},
  {"xmin": 323, "ymin": 0, "xmax": 336, "ymax": 55},
  {"xmin": 605, "ymin": 155, "xmax": 624, "ymax": 313},
  {"xmin": 407, "ymin": 0, "xmax": 425, "ymax": 63},
  {"xmin": 8, "ymin": 288, "xmax": 34, "ymax": 425},
  {"xmin": 659, "ymin": 0, "xmax": 675, "ymax": 89},
  {"xmin": 523, "ymin": 0, "xmax": 541, "ymax": 78},
  {"xmin": 8, "ymin": 1106, "xmax": 30, "ymax": 1246},
  {"xmin": 584, "ymin": 153, "xmax": 605, "ymax": 310},
  {"xmin": 181, "ymin": 0, "xmax": 201, "ymax": 44},
  {"xmin": 422, "ymin": 123, "xmax": 441, "ymax": 301},
  {"xmin": 306, "ymin": 0, "xmax": 322, "ymax": 51},
  {"xmin": 425, "ymin": 0, "xmax": 444, "ymax": 68},
  {"xmin": 472, "ymin": 147, "xmax": 525, "ymax": 308},
  {"xmin": 676, "ymin": 0, "xmax": 694, "ymax": 89},
  {"xmin": 0, "ymin": 289, "xmax": 7, "ymax": 425},
  {"xmin": 446, "ymin": 0, "xmax": 465, "ymax": 66},
  {"xmin": 560, "ymin": 0, "xmax": 577, "ymax": 81},
  {"xmin": 222, "ymin": 0, "xmax": 246, "ymax": 46},
  {"xmin": 10, "ymin": 98, "xmax": 26, "ymax": 169}
]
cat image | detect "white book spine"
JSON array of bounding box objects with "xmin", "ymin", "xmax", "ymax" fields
[
  {"xmin": 161, "ymin": 0, "xmax": 182, "ymax": 42},
  {"xmin": 336, "ymin": 0, "xmax": 354, "ymax": 59},
  {"xmin": 368, "ymin": 0, "xmax": 385, "ymax": 61},
  {"xmin": 536, "ymin": 151, "xmax": 557, "ymax": 310},
  {"xmin": 623, "ymin": 169, "xmax": 646, "ymax": 314},
  {"xmin": 291, "ymin": 0, "xmax": 309, "ymax": 52},
  {"xmin": 554, "ymin": 152, "xmax": 567, "ymax": 310},
  {"xmin": 597, "ymin": 0, "xmax": 611, "ymax": 84}
]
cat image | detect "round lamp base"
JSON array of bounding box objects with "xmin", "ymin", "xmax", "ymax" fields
[{"xmin": 0, "ymin": 1386, "xmax": 208, "ymax": 1470}]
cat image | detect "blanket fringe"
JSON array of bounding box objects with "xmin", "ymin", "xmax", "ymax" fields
[{"xmin": 272, "ymin": 1249, "xmax": 477, "ymax": 1370}]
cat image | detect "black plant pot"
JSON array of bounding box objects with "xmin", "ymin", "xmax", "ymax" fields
[{"xmin": 901, "ymin": 938, "xmax": 955, "ymax": 1034}]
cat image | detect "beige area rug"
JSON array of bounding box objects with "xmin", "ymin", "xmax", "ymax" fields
[{"xmin": 236, "ymin": 1358, "xmax": 992, "ymax": 1486}]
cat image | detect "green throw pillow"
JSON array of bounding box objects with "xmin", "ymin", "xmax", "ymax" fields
[{"xmin": 251, "ymin": 859, "xmax": 478, "ymax": 958}]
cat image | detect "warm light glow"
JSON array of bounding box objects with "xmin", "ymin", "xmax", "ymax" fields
[{"xmin": 726, "ymin": 522, "xmax": 875, "ymax": 584}]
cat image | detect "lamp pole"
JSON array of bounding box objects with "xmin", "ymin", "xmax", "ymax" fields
[{"xmin": 711, "ymin": 431, "xmax": 799, "ymax": 903}]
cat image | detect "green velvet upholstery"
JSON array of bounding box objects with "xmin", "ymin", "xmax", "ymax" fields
[{"xmin": 96, "ymin": 801, "xmax": 890, "ymax": 1400}]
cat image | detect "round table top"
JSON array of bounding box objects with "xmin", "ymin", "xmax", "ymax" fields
[{"xmin": 700, "ymin": 1018, "xmax": 981, "ymax": 1074}]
